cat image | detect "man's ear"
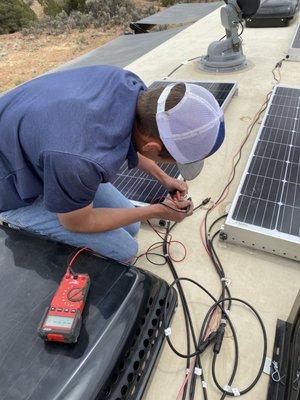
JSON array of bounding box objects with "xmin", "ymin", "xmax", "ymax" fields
[{"xmin": 141, "ymin": 140, "xmax": 162, "ymax": 154}]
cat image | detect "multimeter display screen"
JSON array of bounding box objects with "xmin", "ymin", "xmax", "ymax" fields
[{"xmin": 45, "ymin": 315, "xmax": 74, "ymax": 329}]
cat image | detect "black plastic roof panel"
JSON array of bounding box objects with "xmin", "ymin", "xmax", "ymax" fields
[{"xmin": 0, "ymin": 228, "xmax": 177, "ymax": 400}]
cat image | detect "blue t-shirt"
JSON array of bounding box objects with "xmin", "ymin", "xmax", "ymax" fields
[{"xmin": 0, "ymin": 66, "xmax": 146, "ymax": 213}]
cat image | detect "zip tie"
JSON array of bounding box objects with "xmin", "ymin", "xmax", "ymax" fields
[
  {"xmin": 272, "ymin": 361, "xmax": 284, "ymax": 383},
  {"xmin": 220, "ymin": 319, "xmax": 227, "ymax": 325},
  {"xmin": 223, "ymin": 385, "xmax": 232, "ymax": 393},
  {"xmin": 232, "ymin": 388, "xmax": 240, "ymax": 397},
  {"xmin": 292, "ymin": 372, "xmax": 300, "ymax": 390},
  {"xmin": 164, "ymin": 253, "xmax": 169, "ymax": 257},
  {"xmin": 202, "ymin": 381, "xmax": 207, "ymax": 388},
  {"xmin": 221, "ymin": 277, "xmax": 231, "ymax": 286},
  {"xmin": 194, "ymin": 367, "xmax": 202, "ymax": 376},
  {"xmin": 164, "ymin": 327, "xmax": 172, "ymax": 337}
]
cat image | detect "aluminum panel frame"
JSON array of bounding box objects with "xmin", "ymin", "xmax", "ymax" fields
[
  {"xmin": 287, "ymin": 23, "xmax": 300, "ymax": 61},
  {"xmin": 223, "ymin": 84, "xmax": 300, "ymax": 262}
]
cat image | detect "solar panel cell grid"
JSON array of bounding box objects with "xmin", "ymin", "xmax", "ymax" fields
[
  {"xmin": 112, "ymin": 162, "xmax": 180, "ymax": 204},
  {"xmin": 232, "ymin": 86, "xmax": 300, "ymax": 237},
  {"xmin": 148, "ymin": 81, "xmax": 235, "ymax": 108}
]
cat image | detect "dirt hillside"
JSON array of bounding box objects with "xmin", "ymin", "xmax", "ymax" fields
[
  {"xmin": 0, "ymin": 1, "xmax": 203, "ymax": 92},
  {"xmin": 0, "ymin": 28, "xmax": 118, "ymax": 92}
]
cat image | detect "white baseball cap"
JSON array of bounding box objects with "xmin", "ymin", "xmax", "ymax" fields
[{"xmin": 156, "ymin": 83, "xmax": 225, "ymax": 181}]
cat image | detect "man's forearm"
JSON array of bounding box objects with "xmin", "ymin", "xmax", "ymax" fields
[
  {"xmin": 62, "ymin": 205, "xmax": 161, "ymax": 233},
  {"xmin": 138, "ymin": 154, "xmax": 169, "ymax": 184}
]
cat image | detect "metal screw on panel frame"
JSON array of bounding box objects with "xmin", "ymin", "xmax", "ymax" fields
[{"xmin": 219, "ymin": 231, "xmax": 228, "ymax": 241}]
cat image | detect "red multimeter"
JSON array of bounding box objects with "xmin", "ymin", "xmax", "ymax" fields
[{"xmin": 38, "ymin": 248, "xmax": 91, "ymax": 343}]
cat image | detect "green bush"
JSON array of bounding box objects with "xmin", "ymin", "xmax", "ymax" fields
[
  {"xmin": 38, "ymin": 0, "xmax": 86, "ymax": 15},
  {"xmin": 0, "ymin": 0, "xmax": 37, "ymax": 34},
  {"xmin": 161, "ymin": 0, "xmax": 176, "ymax": 5},
  {"xmin": 23, "ymin": 9, "xmax": 94, "ymax": 35},
  {"xmin": 37, "ymin": 0, "xmax": 63, "ymax": 16},
  {"xmin": 63, "ymin": 0, "xmax": 86, "ymax": 13},
  {"xmin": 23, "ymin": 0, "xmax": 157, "ymax": 35},
  {"xmin": 86, "ymin": 0, "xmax": 156, "ymax": 28}
]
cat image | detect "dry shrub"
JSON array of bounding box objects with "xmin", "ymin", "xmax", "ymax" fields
[{"xmin": 23, "ymin": 0, "xmax": 157, "ymax": 35}]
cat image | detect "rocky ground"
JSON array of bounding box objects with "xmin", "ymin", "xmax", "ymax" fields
[
  {"xmin": 0, "ymin": 28, "xmax": 118, "ymax": 92},
  {"xmin": 0, "ymin": 0, "xmax": 156, "ymax": 92}
]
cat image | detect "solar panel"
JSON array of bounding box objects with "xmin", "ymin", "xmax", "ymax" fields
[
  {"xmin": 292, "ymin": 23, "xmax": 300, "ymax": 48},
  {"xmin": 148, "ymin": 80, "xmax": 238, "ymax": 109},
  {"xmin": 287, "ymin": 23, "xmax": 300, "ymax": 61},
  {"xmin": 111, "ymin": 161, "xmax": 180, "ymax": 205},
  {"xmin": 112, "ymin": 80, "xmax": 237, "ymax": 210},
  {"xmin": 223, "ymin": 85, "xmax": 300, "ymax": 261}
]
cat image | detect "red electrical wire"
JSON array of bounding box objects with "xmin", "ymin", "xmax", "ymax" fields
[
  {"xmin": 67, "ymin": 246, "xmax": 91, "ymax": 275},
  {"xmin": 133, "ymin": 221, "xmax": 187, "ymax": 266},
  {"xmin": 176, "ymin": 368, "xmax": 194, "ymax": 400},
  {"xmin": 199, "ymin": 87, "xmax": 274, "ymax": 256}
]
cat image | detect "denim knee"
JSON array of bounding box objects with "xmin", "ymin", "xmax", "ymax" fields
[
  {"xmin": 125, "ymin": 222, "xmax": 141, "ymax": 237},
  {"xmin": 123, "ymin": 237, "xmax": 139, "ymax": 262},
  {"xmin": 112, "ymin": 236, "xmax": 139, "ymax": 263},
  {"xmin": 89, "ymin": 234, "xmax": 139, "ymax": 263}
]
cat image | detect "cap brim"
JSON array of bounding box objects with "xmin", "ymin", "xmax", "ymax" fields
[{"xmin": 177, "ymin": 160, "xmax": 204, "ymax": 181}]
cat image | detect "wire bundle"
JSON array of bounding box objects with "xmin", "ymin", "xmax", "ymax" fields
[{"xmin": 134, "ymin": 59, "xmax": 288, "ymax": 399}]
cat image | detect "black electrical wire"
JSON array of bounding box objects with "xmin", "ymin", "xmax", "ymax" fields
[
  {"xmin": 208, "ymin": 214, "xmax": 228, "ymax": 235},
  {"xmin": 163, "ymin": 198, "xmax": 211, "ymax": 400},
  {"xmin": 163, "ymin": 278, "xmax": 267, "ymax": 399},
  {"xmin": 154, "ymin": 59, "xmax": 287, "ymax": 399},
  {"xmin": 163, "ymin": 72, "xmax": 281, "ymax": 399},
  {"xmin": 168, "ymin": 201, "xmax": 234, "ymax": 399},
  {"xmin": 199, "ymin": 56, "xmax": 287, "ymax": 349},
  {"xmin": 190, "ymin": 61, "xmax": 286, "ymax": 398},
  {"xmin": 190, "ymin": 217, "xmax": 234, "ymax": 400},
  {"xmin": 238, "ymin": 21, "xmax": 244, "ymax": 38},
  {"xmin": 210, "ymin": 298, "xmax": 267, "ymax": 397},
  {"xmin": 165, "ymin": 55, "xmax": 202, "ymax": 79},
  {"xmin": 166, "ymin": 253, "xmax": 209, "ymax": 400}
]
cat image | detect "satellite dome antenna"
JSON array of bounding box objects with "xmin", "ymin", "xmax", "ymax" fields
[{"xmin": 199, "ymin": 0, "xmax": 260, "ymax": 72}]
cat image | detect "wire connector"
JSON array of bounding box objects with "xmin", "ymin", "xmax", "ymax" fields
[
  {"xmin": 214, "ymin": 321, "xmax": 226, "ymax": 354},
  {"xmin": 194, "ymin": 367, "xmax": 202, "ymax": 376},
  {"xmin": 202, "ymin": 197, "xmax": 211, "ymax": 205},
  {"xmin": 164, "ymin": 327, "xmax": 172, "ymax": 337},
  {"xmin": 232, "ymin": 388, "xmax": 240, "ymax": 397}
]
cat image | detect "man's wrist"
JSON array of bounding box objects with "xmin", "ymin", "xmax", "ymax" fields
[{"xmin": 139, "ymin": 204, "xmax": 163, "ymax": 220}]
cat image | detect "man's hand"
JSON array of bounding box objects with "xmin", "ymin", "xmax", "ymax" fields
[
  {"xmin": 162, "ymin": 176, "xmax": 188, "ymax": 197},
  {"xmin": 152, "ymin": 198, "xmax": 194, "ymax": 222}
]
